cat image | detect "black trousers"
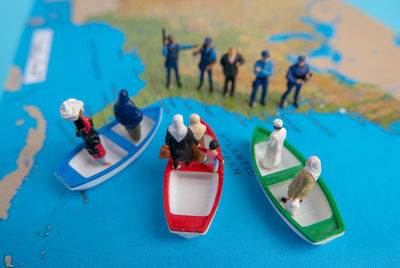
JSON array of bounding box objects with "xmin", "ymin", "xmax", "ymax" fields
[{"xmin": 223, "ymin": 75, "xmax": 236, "ymax": 96}]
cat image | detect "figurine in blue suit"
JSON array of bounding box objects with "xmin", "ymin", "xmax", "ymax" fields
[{"xmin": 250, "ymin": 50, "xmax": 274, "ymax": 107}]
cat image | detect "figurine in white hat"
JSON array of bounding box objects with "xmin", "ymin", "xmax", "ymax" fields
[
  {"xmin": 59, "ymin": 98, "xmax": 110, "ymax": 166},
  {"xmin": 261, "ymin": 119, "xmax": 287, "ymax": 169}
]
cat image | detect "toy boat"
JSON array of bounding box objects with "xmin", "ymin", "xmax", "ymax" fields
[
  {"xmin": 55, "ymin": 106, "xmax": 163, "ymax": 190},
  {"xmin": 163, "ymin": 120, "xmax": 223, "ymax": 238},
  {"xmin": 250, "ymin": 126, "xmax": 345, "ymax": 245}
]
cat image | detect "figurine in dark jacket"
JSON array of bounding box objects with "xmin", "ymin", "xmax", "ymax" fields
[
  {"xmin": 220, "ymin": 47, "xmax": 245, "ymax": 97},
  {"xmin": 60, "ymin": 98, "xmax": 110, "ymax": 166},
  {"xmin": 165, "ymin": 114, "xmax": 199, "ymax": 169},
  {"xmin": 280, "ymin": 56, "xmax": 312, "ymax": 108},
  {"xmin": 114, "ymin": 89, "xmax": 143, "ymax": 141}
]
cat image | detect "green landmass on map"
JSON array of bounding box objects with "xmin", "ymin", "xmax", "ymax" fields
[{"xmin": 88, "ymin": 0, "xmax": 400, "ymax": 128}]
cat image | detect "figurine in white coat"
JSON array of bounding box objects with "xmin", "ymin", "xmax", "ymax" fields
[{"xmin": 261, "ymin": 119, "xmax": 287, "ymax": 169}]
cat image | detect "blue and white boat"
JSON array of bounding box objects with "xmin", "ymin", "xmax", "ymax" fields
[{"xmin": 55, "ymin": 106, "xmax": 163, "ymax": 190}]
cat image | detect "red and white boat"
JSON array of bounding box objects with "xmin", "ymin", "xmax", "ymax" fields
[{"xmin": 163, "ymin": 120, "xmax": 224, "ymax": 238}]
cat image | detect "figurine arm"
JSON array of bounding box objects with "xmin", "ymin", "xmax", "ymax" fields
[
  {"xmin": 198, "ymin": 146, "xmax": 208, "ymax": 153},
  {"xmin": 238, "ymin": 54, "xmax": 245, "ymax": 65},
  {"xmin": 286, "ymin": 66, "xmax": 297, "ymax": 83},
  {"xmin": 259, "ymin": 62, "xmax": 273, "ymax": 76},
  {"xmin": 162, "ymin": 45, "xmax": 168, "ymax": 56},
  {"xmin": 253, "ymin": 61, "xmax": 260, "ymax": 76},
  {"xmin": 178, "ymin": 44, "xmax": 196, "ymax": 50},
  {"xmin": 165, "ymin": 130, "xmax": 172, "ymax": 146},
  {"xmin": 216, "ymin": 154, "xmax": 223, "ymax": 163}
]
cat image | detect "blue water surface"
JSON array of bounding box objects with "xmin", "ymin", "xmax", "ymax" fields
[{"xmin": 1, "ymin": 0, "xmax": 400, "ymax": 267}]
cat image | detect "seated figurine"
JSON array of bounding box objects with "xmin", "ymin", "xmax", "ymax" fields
[
  {"xmin": 188, "ymin": 113, "xmax": 206, "ymax": 162},
  {"xmin": 165, "ymin": 114, "xmax": 199, "ymax": 169},
  {"xmin": 114, "ymin": 89, "xmax": 143, "ymax": 142},
  {"xmin": 261, "ymin": 119, "xmax": 287, "ymax": 169},
  {"xmin": 199, "ymin": 140, "xmax": 224, "ymax": 173},
  {"xmin": 281, "ymin": 156, "xmax": 321, "ymax": 216},
  {"xmin": 59, "ymin": 98, "xmax": 110, "ymax": 166}
]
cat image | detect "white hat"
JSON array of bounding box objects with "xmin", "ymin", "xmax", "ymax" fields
[
  {"xmin": 273, "ymin": 119, "xmax": 283, "ymax": 128},
  {"xmin": 59, "ymin": 98, "xmax": 84, "ymax": 121}
]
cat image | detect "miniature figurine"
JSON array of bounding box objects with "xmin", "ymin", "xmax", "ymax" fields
[
  {"xmin": 281, "ymin": 156, "xmax": 322, "ymax": 216},
  {"xmin": 220, "ymin": 46, "xmax": 245, "ymax": 97},
  {"xmin": 199, "ymin": 140, "xmax": 224, "ymax": 173},
  {"xmin": 165, "ymin": 114, "xmax": 199, "ymax": 169},
  {"xmin": 193, "ymin": 37, "xmax": 217, "ymax": 92},
  {"xmin": 261, "ymin": 119, "xmax": 287, "ymax": 169},
  {"xmin": 114, "ymin": 89, "xmax": 143, "ymax": 141},
  {"xmin": 59, "ymin": 98, "xmax": 110, "ymax": 166},
  {"xmin": 162, "ymin": 34, "xmax": 198, "ymax": 89},
  {"xmin": 250, "ymin": 50, "xmax": 274, "ymax": 107},
  {"xmin": 188, "ymin": 113, "xmax": 206, "ymax": 162},
  {"xmin": 280, "ymin": 55, "xmax": 312, "ymax": 108}
]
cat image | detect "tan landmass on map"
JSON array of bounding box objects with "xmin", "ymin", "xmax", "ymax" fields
[
  {"xmin": 85, "ymin": 0, "xmax": 400, "ymax": 127},
  {"xmin": 309, "ymin": 0, "xmax": 400, "ymax": 98},
  {"xmin": 71, "ymin": 0, "xmax": 119, "ymax": 24},
  {"xmin": 0, "ymin": 106, "xmax": 46, "ymax": 219},
  {"xmin": 4, "ymin": 65, "xmax": 22, "ymax": 92}
]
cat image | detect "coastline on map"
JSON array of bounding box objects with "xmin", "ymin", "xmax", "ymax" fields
[
  {"xmin": 0, "ymin": 106, "xmax": 46, "ymax": 219},
  {"xmin": 71, "ymin": 0, "xmax": 120, "ymax": 24}
]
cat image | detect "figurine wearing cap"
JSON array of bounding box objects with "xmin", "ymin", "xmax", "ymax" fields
[
  {"xmin": 261, "ymin": 119, "xmax": 287, "ymax": 169},
  {"xmin": 193, "ymin": 37, "xmax": 217, "ymax": 92},
  {"xmin": 59, "ymin": 98, "xmax": 110, "ymax": 166},
  {"xmin": 250, "ymin": 50, "xmax": 274, "ymax": 107},
  {"xmin": 162, "ymin": 34, "xmax": 198, "ymax": 89},
  {"xmin": 280, "ymin": 55, "xmax": 312, "ymax": 108}
]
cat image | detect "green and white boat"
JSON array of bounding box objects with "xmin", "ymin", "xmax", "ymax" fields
[{"xmin": 250, "ymin": 126, "xmax": 345, "ymax": 245}]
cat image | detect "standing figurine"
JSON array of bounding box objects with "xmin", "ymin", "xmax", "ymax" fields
[
  {"xmin": 162, "ymin": 34, "xmax": 198, "ymax": 89},
  {"xmin": 250, "ymin": 50, "xmax": 274, "ymax": 107},
  {"xmin": 188, "ymin": 114, "xmax": 207, "ymax": 162},
  {"xmin": 193, "ymin": 37, "xmax": 217, "ymax": 92},
  {"xmin": 261, "ymin": 119, "xmax": 287, "ymax": 169},
  {"xmin": 220, "ymin": 47, "xmax": 245, "ymax": 97},
  {"xmin": 59, "ymin": 98, "xmax": 110, "ymax": 166},
  {"xmin": 199, "ymin": 140, "xmax": 224, "ymax": 173},
  {"xmin": 280, "ymin": 56, "xmax": 312, "ymax": 108},
  {"xmin": 281, "ymin": 156, "xmax": 321, "ymax": 216},
  {"xmin": 165, "ymin": 114, "xmax": 199, "ymax": 169},
  {"xmin": 114, "ymin": 89, "xmax": 143, "ymax": 142}
]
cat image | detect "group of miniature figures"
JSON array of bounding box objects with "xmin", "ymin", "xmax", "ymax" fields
[
  {"xmin": 262, "ymin": 118, "xmax": 321, "ymax": 216},
  {"xmin": 161, "ymin": 114, "xmax": 223, "ymax": 172},
  {"xmin": 162, "ymin": 34, "xmax": 312, "ymax": 108}
]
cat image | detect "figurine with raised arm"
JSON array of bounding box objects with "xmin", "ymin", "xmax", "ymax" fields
[
  {"xmin": 199, "ymin": 140, "xmax": 224, "ymax": 173},
  {"xmin": 114, "ymin": 89, "xmax": 143, "ymax": 142},
  {"xmin": 165, "ymin": 114, "xmax": 199, "ymax": 169},
  {"xmin": 59, "ymin": 98, "xmax": 110, "ymax": 166},
  {"xmin": 261, "ymin": 119, "xmax": 287, "ymax": 169},
  {"xmin": 193, "ymin": 37, "xmax": 217, "ymax": 92},
  {"xmin": 220, "ymin": 46, "xmax": 245, "ymax": 97},
  {"xmin": 280, "ymin": 55, "xmax": 312, "ymax": 108},
  {"xmin": 188, "ymin": 113, "xmax": 206, "ymax": 162},
  {"xmin": 250, "ymin": 50, "xmax": 274, "ymax": 107},
  {"xmin": 281, "ymin": 156, "xmax": 321, "ymax": 216},
  {"xmin": 163, "ymin": 34, "xmax": 198, "ymax": 89}
]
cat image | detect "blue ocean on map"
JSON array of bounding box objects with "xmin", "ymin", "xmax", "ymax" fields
[{"xmin": 1, "ymin": 0, "xmax": 400, "ymax": 267}]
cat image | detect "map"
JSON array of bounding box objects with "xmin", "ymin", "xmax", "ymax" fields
[{"xmin": 0, "ymin": 0, "xmax": 399, "ymax": 267}]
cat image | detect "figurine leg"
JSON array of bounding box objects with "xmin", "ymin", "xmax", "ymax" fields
[
  {"xmin": 293, "ymin": 83, "xmax": 303, "ymax": 107},
  {"xmin": 166, "ymin": 65, "xmax": 171, "ymax": 89},
  {"xmin": 212, "ymin": 160, "xmax": 219, "ymax": 172},
  {"xmin": 174, "ymin": 64, "xmax": 181, "ymax": 88},
  {"xmin": 230, "ymin": 76, "xmax": 236, "ymax": 97},
  {"xmin": 173, "ymin": 161, "xmax": 179, "ymax": 169},
  {"xmin": 260, "ymin": 79, "xmax": 269, "ymax": 105},
  {"xmin": 125, "ymin": 124, "xmax": 141, "ymax": 142},
  {"xmin": 250, "ymin": 78, "xmax": 260, "ymax": 106},
  {"xmin": 280, "ymin": 83, "xmax": 295, "ymax": 108},
  {"xmin": 223, "ymin": 76, "xmax": 229, "ymax": 96},
  {"xmin": 197, "ymin": 68, "xmax": 205, "ymax": 90},
  {"xmin": 207, "ymin": 69, "xmax": 213, "ymax": 92}
]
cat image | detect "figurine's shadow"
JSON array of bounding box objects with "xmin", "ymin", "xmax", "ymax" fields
[{"xmin": 236, "ymin": 140, "xmax": 313, "ymax": 249}]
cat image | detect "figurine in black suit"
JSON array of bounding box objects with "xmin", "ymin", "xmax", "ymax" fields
[{"xmin": 220, "ymin": 47, "xmax": 245, "ymax": 97}]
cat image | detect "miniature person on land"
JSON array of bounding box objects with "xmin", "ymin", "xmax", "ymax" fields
[
  {"xmin": 250, "ymin": 50, "xmax": 274, "ymax": 107},
  {"xmin": 165, "ymin": 114, "xmax": 199, "ymax": 169},
  {"xmin": 261, "ymin": 119, "xmax": 287, "ymax": 169},
  {"xmin": 193, "ymin": 37, "xmax": 217, "ymax": 92},
  {"xmin": 220, "ymin": 47, "xmax": 245, "ymax": 97},
  {"xmin": 162, "ymin": 34, "xmax": 198, "ymax": 89},
  {"xmin": 281, "ymin": 156, "xmax": 321, "ymax": 216},
  {"xmin": 198, "ymin": 140, "xmax": 223, "ymax": 173},
  {"xmin": 59, "ymin": 98, "xmax": 110, "ymax": 166},
  {"xmin": 188, "ymin": 114, "xmax": 207, "ymax": 162},
  {"xmin": 280, "ymin": 55, "xmax": 312, "ymax": 108},
  {"xmin": 114, "ymin": 89, "xmax": 143, "ymax": 142}
]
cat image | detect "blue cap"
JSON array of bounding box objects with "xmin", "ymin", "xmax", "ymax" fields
[
  {"xmin": 204, "ymin": 37, "xmax": 212, "ymax": 45},
  {"xmin": 297, "ymin": 56, "xmax": 306, "ymax": 62},
  {"xmin": 261, "ymin": 50, "xmax": 270, "ymax": 58}
]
